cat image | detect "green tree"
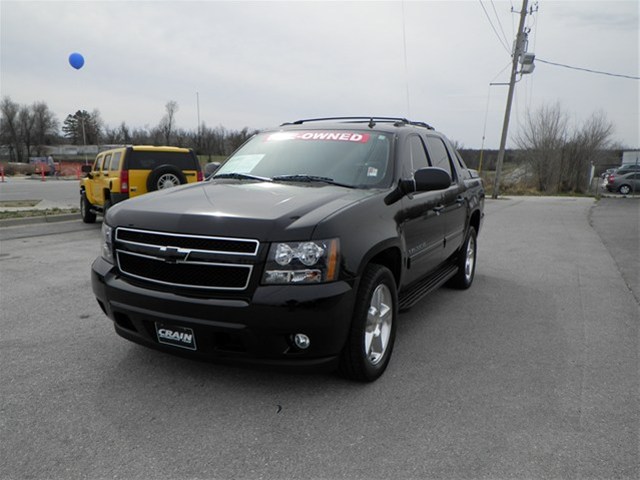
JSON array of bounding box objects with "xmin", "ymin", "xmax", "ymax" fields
[{"xmin": 62, "ymin": 110, "xmax": 102, "ymax": 145}]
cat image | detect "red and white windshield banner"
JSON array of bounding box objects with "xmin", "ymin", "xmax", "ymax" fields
[{"xmin": 266, "ymin": 131, "xmax": 371, "ymax": 143}]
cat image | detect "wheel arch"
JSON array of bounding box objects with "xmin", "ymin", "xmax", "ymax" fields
[
  {"xmin": 469, "ymin": 208, "xmax": 482, "ymax": 235},
  {"xmin": 362, "ymin": 245, "xmax": 402, "ymax": 288}
]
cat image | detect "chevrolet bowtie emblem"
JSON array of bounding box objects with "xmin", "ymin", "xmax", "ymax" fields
[{"xmin": 158, "ymin": 246, "xmax": 190, "ymax": 263}]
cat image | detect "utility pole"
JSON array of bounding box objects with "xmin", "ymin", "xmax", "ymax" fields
[
  {"xmin": 492, "ymin": 0, "xmax": 530, "ymax": 199},
  {"xmin": 196, "ymin": 91, "xmax": 201, "ymax": 151}
]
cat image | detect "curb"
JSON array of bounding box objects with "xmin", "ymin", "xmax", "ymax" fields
[{"xmin": 0, "ymin": 213, "xmax": 80, "ymax": 227}]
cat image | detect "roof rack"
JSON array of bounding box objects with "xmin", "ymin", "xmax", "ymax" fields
[{"xmin": 281, "ymin": 116, "xmax": 434, "ymax": 130}]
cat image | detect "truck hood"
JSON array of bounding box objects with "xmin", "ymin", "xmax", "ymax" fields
[{"xmin": 107, "ymin": 180, "xmax": 380, "ymax": 241}]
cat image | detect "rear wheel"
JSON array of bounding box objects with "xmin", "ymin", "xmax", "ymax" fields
[
  {"xmin": 618, "ymin": 184, "xmax": 632, "ymax": 195},
  {"xmin": 448, "ymin": 226, "xmax": 477, "ymax": 289},
  {"xmin": 80, "ymin": 191, "xmax": 96, "ymax": 224},
  {"xmin": 339, "ymin": 264, "xmax": 397, "ymax": 382}
]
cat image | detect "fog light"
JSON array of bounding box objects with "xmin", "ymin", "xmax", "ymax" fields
[{"xmin": 293, "ymin": 333, "xmax": 310, "ymax": 350}]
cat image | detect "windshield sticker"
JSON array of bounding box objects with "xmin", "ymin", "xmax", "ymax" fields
[
  {"xmin": 226, "ymin": 154, "xmax": 264, "ymax": 173},
  {"xmin": 266, "ymin": 131, "xmax": 370, "ymax": 143}
]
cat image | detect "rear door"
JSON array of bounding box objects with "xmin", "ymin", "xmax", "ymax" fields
[
  {"xmin": 98, "ymin": 153, "xmax": 112, "ymax": 203},
  {"xmin": 87, "ymin": 154, "xmax": 105, "ymax": 206}
]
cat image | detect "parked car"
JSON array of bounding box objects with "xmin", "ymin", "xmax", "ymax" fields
[
  {"xmin": 606, "ymin": 171, "xmax": 640, "ymax": 195},
  {"xmin": 80, "ymin": 145, "xmax": 203, "ymax": 223},
  {"xmin": 600, "ymin": 168, "xmax": 615, "ymax": 180},
  {"xmin": 89, "ymin": 117, "xmax": 485, "ymax": 381},
  {"xmin": 614, "ymin": 164, "xmax": 640, "ymax": 176}
]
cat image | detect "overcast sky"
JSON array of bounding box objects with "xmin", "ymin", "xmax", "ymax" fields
[{"xmin": 1, "ymin": 0, "xmax": 638, "ymax": 149}]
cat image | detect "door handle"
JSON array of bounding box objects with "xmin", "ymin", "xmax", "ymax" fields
[
  {"xmin": 456, "ymin": 195, "xmax": 465, "ymax": 205},
  {"xmin": 433, "ymin": 204, "xmax": 444, "ymax": 215}
]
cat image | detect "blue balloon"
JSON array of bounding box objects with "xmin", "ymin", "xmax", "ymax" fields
[{"xmin": 69, "ymin": 52, "xmax": 84, "ymax": 70}]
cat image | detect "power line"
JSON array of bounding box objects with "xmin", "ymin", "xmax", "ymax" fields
[
  {"xmin": 478, "ymin": 0, "xmax": 511, "ymax": 55},
  {"xmin": 537, "ymin": 58, "xmax": 640, "ymax": 80},
  {"xmin": 489, "ymin": 0, "xmax": 510, "ymax": 48}
]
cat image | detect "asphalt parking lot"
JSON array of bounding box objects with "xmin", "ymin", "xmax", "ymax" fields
[{"xmin": 0, "ymin": 193, "xmax": 638, "ymax": 479}]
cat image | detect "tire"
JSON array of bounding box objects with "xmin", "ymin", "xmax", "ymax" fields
[
  {"xmin": 448, "ymin": 226, "xmax": 477, "ymax": 290},
  {"xmin": 339, "ymin": 264, "xmax": 397, "ymax": 382},
  {"xmin": 147, "ymin": 165, "xmax": 187, "ymax": 192},
  {"xmin": 618, "ymin": 184, "xmax": 632, "ymax": 195},
  {"xmin": 80, "ymin": 191, "xmax": 96, "ymax": 224}
]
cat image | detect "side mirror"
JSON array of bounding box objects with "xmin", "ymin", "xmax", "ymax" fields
[
  {"xmin": 204, "ymin": 162, "xmax": 221, "ymax": 178},
  {"xmin": 384, "ymin": 167, "xmax": 451, "ymax": 205},
  {"xmin": 81, "ymin": 165, "xmax": 92, "ymax": 174},
  {"xmin": 413, "ymin": 167, "xmax": 451, "ymax": 192}
]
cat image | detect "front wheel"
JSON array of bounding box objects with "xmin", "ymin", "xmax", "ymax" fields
[
  {"xmin": 448, "ymin": 226, "xmax": 477, "ymax": 289},
  {"xmin": 80, "ymin": 191, "xmax": 96, "ymax": 224},
  {"xmin": 339, "ymin": 264, "xmax": 397, "ymax": 382}
]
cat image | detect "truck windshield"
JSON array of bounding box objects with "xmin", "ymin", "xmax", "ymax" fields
[{"xmin": 214, "ymin": 130, "xmax": 394, "ymax": 188}]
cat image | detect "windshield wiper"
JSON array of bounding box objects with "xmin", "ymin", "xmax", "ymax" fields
[
  {"xmin": 213, "ymin": 172, "xmax": 272, "ymax": 182},
  {"xmin": 272, "ymin": 174, "xmax": 354, "ymax": 188}
]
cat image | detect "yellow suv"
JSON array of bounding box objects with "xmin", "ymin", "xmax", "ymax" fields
[{"xmin": 80, "ymin": 145, "xmax": 202, "ymax": 223}]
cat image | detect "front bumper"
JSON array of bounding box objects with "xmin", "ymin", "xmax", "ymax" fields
[{"xmin": 91, "ymin": 257, "xmax": 356, "ymax": 370}]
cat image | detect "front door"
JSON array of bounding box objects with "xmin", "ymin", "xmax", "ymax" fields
[
  {"xmin": 425, "ymin": 135, "xmax": 468, "ymax": 260},
  {"xmin": 398, "ymin": 135, "xmax": 446, "ymax": 285}
]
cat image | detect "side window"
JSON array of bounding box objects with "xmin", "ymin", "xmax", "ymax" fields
[
  {"xmin": 94, "ymin": 155, "xmax": 104, "ymax": 173},
  {"xmin": 403, "ymin": 135, "xmax": 430, "ymax": 177},
  {"xmin": 110, "ymin": 152, "xmax": 122, "ymax": 171},
  {"xmin": 425, "ymin": 136, "xmax": 454, "ymax": 181},
  {"xmin": 455, "ymin": 150, "xmax": 467, "ymax": 171},
  {"xmin": 454, "ymin": 150, "xmax": 472, "ymax": 179},
  {"xmin": 102, "ymin": 154, "xmax": 112, "ymax": 173}
]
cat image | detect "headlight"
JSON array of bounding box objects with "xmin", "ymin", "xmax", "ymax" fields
[
  {"xmin": 263, "ymin": 239, "xmax": 340, "ymax": 284},
  {"xmin": 101, "ymin": 223, "xmax": 114, "ymax": 263}
]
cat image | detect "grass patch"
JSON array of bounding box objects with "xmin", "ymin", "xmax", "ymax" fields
[
  {"xmin": 0, "ymin": 208, "xmax": 79, "ymax": 220},
  {"xmin": 0, "ymin": 199, "xmax": 42, "ymax": 207}
]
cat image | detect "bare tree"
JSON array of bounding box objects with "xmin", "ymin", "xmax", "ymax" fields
[
  {"xmin": 0, "ymin": 96, "xmax": 22, "ymax": 162},
  {"xmin": 130, "ymin": 126, "xmax": 151, "ymax": 144},
  {"xmin": 119, "ymin": 122, "xmax": 131, "ymax": 144},
  {"xmin": 561, "ymin": 111, "xmax": 614, "ymax": 193},
  {"xmin": 514, "ymin": 103, "xmax": 569, "ymax": 192},
  {"xmin": 17, "ymin": 105, "xmax": 36, "ymax": 159},
  {"xmin": 32, "ymin": 101, "xmax": 59, "ymax": 155},
  {"xmin": 158, "ymin": 100, "xmax": 179, "ymax": 145},
  {"xmin": 173, "ymin": 127, "xmax": 189, "ymax": 147}
]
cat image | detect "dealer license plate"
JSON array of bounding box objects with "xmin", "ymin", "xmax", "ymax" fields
[{"xmin": 155, "ymin": 323, "xmax": 197, "ymax": 351}]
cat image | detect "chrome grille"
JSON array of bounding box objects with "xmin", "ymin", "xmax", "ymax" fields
[
  {"xmin": 116, "ymin": 228, "xmax": 259, "ymax": 255},
  {"xmin": 115, "ymin": 227, "xmax": 259, "ymax": 290}
]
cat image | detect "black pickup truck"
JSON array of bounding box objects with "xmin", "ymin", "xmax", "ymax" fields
[{"xmin": 91, "ymin": 117, "xmax": 485, "ymax": 381}]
